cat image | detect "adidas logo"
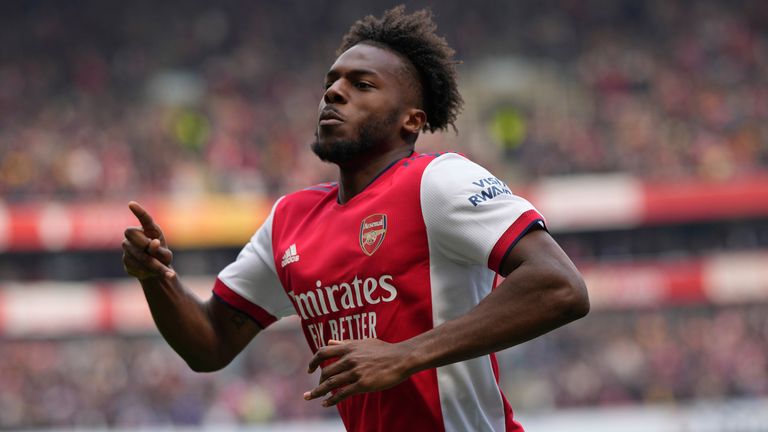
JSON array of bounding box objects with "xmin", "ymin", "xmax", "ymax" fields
[{"xmin": 281, "ymin": 244, "xmax": 300, "ymax": 268}]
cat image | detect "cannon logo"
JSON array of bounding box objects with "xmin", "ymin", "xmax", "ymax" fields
[{"xmin": 359, "ymin": 214, "xmax": 387, "ymax": 256}]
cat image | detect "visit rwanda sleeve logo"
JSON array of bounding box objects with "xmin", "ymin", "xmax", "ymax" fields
[{"xmin": 359, "ymin": 214, "xmax": 387, "ymax": 256}]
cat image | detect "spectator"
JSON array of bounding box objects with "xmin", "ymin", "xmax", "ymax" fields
[{"xmin": 1, "ymin": 0, "xmax": 766, "ymax": 201}]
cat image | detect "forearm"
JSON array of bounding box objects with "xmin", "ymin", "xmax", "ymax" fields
[
  {"xmin": 124, "ymin": 202, "xmax": 258, "ymax": 371},
  {"xmin": 139, "ymin": 275, "xmax": 223, "ymax": 371},
  {"xmin": 303, "ymin": 257, "xmax": 589, "ymax": 407},
  {"xmin": 402, "ymin": 261, "xmax": 588, "ymax": 375}
]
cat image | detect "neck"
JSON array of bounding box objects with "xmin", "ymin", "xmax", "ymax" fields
[{"xmin": 337, "ymin": 146, "xmax": 413, "ymax": 204}]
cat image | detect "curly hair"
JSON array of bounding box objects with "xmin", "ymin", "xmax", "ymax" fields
[{"xmin": 337, "ymin": 5, "xmax": 463, "ymax": 133}]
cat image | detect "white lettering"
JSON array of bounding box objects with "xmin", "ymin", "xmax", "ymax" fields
[
  {"xmin": 363, "ymin": 277, "xmax": 380, "ymax": 305},
  {"xmin": 314, "ymin": 281, "xmax": 329, "ymax": 315},
  {"xmin": 307, "ymin": 323, "xmax": 320, "ymax": 350},
  {"xmin": 364, "ymin": 220, "xmax": 384, "ymax": 229},
  {"xmin": 329, "ymin": 319, "xmax": 339, "ymax": 340},
  {"xmin": 353, "ymin": 313, "xmax": 362, "ymax": 336},
  {"xmin": 314, "ymin": 312, "xmax": 379, "ymax": 342},
  {"xmin": 288, "ymin": 275, "xmax": 399, "ymax": 321},
  {"xmin": 290, "ymin": 290, "xmax": 322, "ymax": 319},
  {"xmin": 324, "ymin": 285, "xmax": 340, "ymax": 312},
  {"xmin": 340, "ymin": 283, "xmax": 355, "ymax": 309},
  {"xmin": 339, "ymin": 317, "xmax": 347, "ymax": 340},
  {"xmin": 368, "ymin": 312, "xmax": 377, "ymax": 338},
  {"xmin": 378, "ymin": 275, "xmax": 397, "ymax": 302},
  {"xmin": 351, "ymin": 277, "xmax": 363, "ymax": 307},
  {"xmin": 345, "ymin": 315, "xmax": 354, "ymax": 337}
]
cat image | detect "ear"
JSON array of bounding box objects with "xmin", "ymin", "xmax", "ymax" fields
[{"xmin": 402, "ymin": 108, "xmax": 427, "ymax": 134}]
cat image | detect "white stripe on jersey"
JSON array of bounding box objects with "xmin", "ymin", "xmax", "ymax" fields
[{"xmin": 421, "ymin": 153, "xmax": 540, "ymax": 431}]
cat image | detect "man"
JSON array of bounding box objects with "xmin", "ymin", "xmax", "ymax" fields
[{"xmin": 123, "ymin": 6, "xmax": 589, "ymax": 432}]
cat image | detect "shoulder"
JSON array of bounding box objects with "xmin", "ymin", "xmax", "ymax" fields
[
  {"xmin": 420, "ymin": 152, "xmax": 534, "ymax": 213},
  {"xmin": 277, "ymin": 182, "xmax": 338, "ymax": 212},
  {"xmin": 420, "ymin": 152, "xmax": 498, "ymax": 191},
  {"xmin": 391, "ymin": 151, "xmax": 471, "ymax": 184},
  {"xmin": 401, "ymin": 151, "xmax": 463, "ymax": 169},
  {"xmin": 389, "ymin": 151, "xmax": 499, "ymax": 198},
  {"xmin": 399, "ymin": 151, "xmax": 488, "ymax": 180}
]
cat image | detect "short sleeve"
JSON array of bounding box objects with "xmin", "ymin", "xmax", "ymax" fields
[
  {"xmin": 214, "ymin": 197, "xmax": 295, "ymax": 328},
  {"xmin": 420, "ymin": 153, "xmax": 546, "ymax": 273}
]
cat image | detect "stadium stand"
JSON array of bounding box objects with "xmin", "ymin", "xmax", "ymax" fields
[{"xmin": 1, "ymin": 0, "xmax": 767, "ymax": 429}]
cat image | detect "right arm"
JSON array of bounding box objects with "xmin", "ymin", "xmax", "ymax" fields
[{"xmin": 122, "ymin": 201, "xmax": 260, "ymax": 372}]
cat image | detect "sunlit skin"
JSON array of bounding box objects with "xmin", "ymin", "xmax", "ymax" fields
[
  {"xmin": 122, "ymin": 41, "xmax": 588, "ymax": 412},
  {"xmin": 312, "ymin": 43, "xmax": 426, "ymax": 203}
]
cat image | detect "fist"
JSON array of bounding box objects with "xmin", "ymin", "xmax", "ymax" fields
[{"xmin": 122, "ymin": 201, "xmax": 175, "ymax": 281}]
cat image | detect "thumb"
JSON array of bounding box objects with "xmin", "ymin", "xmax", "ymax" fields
[{"xmin": 147, "ymin": 238, "xmax": 173, "ymax": 266}]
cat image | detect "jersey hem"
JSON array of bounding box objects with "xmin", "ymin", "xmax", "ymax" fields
[
  {"xmin": 213, "ymin": 278, "xmax": 278, "ymax": 328},
  {"xmin": 487, "ymin": 209, "xmax": 546, "ymax": 273}
]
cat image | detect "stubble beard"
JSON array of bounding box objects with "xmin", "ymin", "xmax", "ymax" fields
[{"xmin": 311, "ymin": 110, "xmax": 400, "ymax": 164}]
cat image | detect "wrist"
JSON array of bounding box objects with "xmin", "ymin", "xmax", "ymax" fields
[
  {"xmin": 398, "ymin": 338, "xmax": 428, "ymax": 376},
  {"xmin": 138, "ymin": 274, "xmax": 167, "ymax": 289}
]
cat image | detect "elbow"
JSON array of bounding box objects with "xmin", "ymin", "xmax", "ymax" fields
[
  {"xmin": 187, "ymin": 360, "xmax": 224, "ymax": 373},
  {"xmin": 551, "ymin": 270, "xmax": 590, "ymax": 322},
  {"xmin": 183, "ymin": 352, "xmax": 232, "ymax": 373}
]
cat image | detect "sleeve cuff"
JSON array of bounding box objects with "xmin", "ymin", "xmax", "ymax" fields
[
  {"xmin": 487, "ymin": 209, "xmax": 546, "ymax": 273},
  {"xmin": 213, "ymin": 279, "xmax": 278, "ymax": 329}
]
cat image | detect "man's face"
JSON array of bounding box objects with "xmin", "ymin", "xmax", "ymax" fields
[{"xmin": 312, "ymin": 44, "xmax": 410, "ymax": 164}]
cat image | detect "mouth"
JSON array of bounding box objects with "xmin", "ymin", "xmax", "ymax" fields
[
  {"xmin": 319, "ymin": 118, "xmax": 343, "ymax": 126},
  {"xmin": 319, "ymin": 108, "xmax": 344, "ymax": 126}
]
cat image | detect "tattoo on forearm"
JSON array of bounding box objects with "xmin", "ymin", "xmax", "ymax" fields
[{"xmin": 231, "ymin": 311, "xmax": 248, "ymax": 329}]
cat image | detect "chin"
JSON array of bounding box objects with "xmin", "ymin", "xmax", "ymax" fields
[
  {"xmin": 312, "ymin": 136, "xmax": 338, "ymax": 153},
  {"xmin": 311, "ymin": 136, "xmax": 368, "ymax": 164},
  {"xmin": 311, "ymin": 138, "xmax": 342, "ymax": 163}
]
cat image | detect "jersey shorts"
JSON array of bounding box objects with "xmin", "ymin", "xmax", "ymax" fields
[{"xmin": 213, "ymin": 152, "xmax": 545, "ymax": 432}]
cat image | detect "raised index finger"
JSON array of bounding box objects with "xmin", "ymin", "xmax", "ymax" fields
[
  {"xmin": 128, "ymin": 201, "xmax": 155, "ymax": 228},
  {"xmin": 128, "ymin": 201, "xmax": 162, "ymax": 238}
]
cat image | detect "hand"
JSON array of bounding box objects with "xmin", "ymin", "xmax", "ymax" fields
[
  {"xmin": 122, "ymin": 201, "xmax": 175, "ymax": 281},
  {"xmin": 303, "ymin": 339, "xmax": 414, "ymax": 407}
]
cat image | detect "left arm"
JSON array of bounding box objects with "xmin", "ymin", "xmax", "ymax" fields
[{"xmin": 304, "ymin": 227, "xmax": 589, "ymax": 406}]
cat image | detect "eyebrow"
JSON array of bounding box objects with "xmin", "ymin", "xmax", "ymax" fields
[{"xmin": 325, "ymin": 68, "xmax": 382, "ymax": 81}]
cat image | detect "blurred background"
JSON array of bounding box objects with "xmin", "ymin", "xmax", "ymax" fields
[{"xmin": 1, "ymin": 0, "xmax": 767, "ymax": 430}]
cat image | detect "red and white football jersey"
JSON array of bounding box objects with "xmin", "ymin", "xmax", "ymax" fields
[{"xmin": 214, "ymin": 152, "xmax": 545, "ymax": 432}]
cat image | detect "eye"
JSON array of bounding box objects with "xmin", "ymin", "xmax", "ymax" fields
[
  {"xmin": 323, "ymin": 82, "xmax": 333, "ymax": 90},
  {"xmin": 355, "ymin": 81, "xmax": 373, "ymax": 90}
]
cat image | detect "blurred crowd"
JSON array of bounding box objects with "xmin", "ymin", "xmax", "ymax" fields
[
  {"xmin": 2, "ymin": 1, "xmax": 768, "ymax": 429},
  {"xmin": 1, "ymin": 0, "xmax": 767, "ymax": 202},
  {"xmin": 513, "ymin": 0, "xmax": 768, "ymax": 181},
  {"xmin": 0, "ymin": 325, "xmax": 332, "ymax": 429},
  {"xmin": 502, "ymin": 303, "xmax": 768, "ymax": 411},
  {"xmin": 0, "ymin": 303, "xmax": 765, "ymax": 428}
]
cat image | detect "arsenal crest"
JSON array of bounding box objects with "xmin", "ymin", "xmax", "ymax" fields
[{"xmin": 359, "ymin": 214, "xmax": 387, "ymax": 256}]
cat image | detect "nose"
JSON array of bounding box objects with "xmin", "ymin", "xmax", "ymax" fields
[{"xmin": 323, "ymin": 80, "xmax": 347, "ymax": 104}]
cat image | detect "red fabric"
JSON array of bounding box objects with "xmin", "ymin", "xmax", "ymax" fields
[
  {"xmin": 256, "ymin": 152, "xmax": 529, "ymax": 431},
  {"xmin": 213, "ymin": 278, "xmax": 278, "ymax": 328},
  {"xmin": 490, "ymin": 353, "xmax": 525, "ymax": 431},
  {"xmin": 487, "ymin": 209, "xmax": 545, "ymax": 273},
  {"xmin": 269, "ymin": 153, "xmax": 446, "ymax": 432}
]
